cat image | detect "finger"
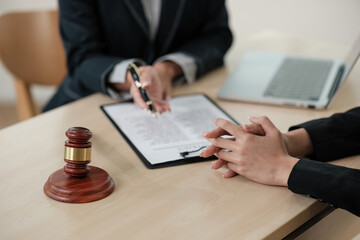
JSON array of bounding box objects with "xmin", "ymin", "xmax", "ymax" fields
[
  {"xmin": 140, "ymin": 66, "xmax": 154, "ymax": 90},
  {"xmin": 203, "ymin": 127, "xmax": 230, "ymax": 139},
  {"xmin": 214, "ymin": 118, "xmax": 244, "ymax": 137},
  {"xmin": 153, "ymin": 101, "xmax": 165, "ymax": 114},
  {"xmin": 165, "ymin": 94, "xmax": 171, "ymax": 102},
  {"xmin": 160, "ymin": 82, "xmax": 172, "ymax": 112},
  {"xmin": 142, "ymin": 81, "xmax": 150, "ymax": 89},
  {"xmin": 163, "ymin": 85, "xmax": 172, "ymax": 102},
  {"xmin": 249, "ymin": 116, "xmax": 278, "ymax": 135},
  {"xmin": 242, "ymin": 123, "xmax": 266, "ymax": 136},
  {"xmin": 211, "ymin": 159, "xmax": 226, "ymax": 170},
  {"xmin": 139, "ymin": 67, "xmax": 153, "ymax": 90},
  {"xmin": 216, "ymin": 149, "xmax": 239, "ymax": 164},
  {"xmin": 207, "ymin": 137, "xmax": 237, "ymax": 151},
  {"xmin": 227, "ymin": 162, "xmax": 241, "ymax": 176},
  {"xmin": 200, "ymin": 145, "xmax": 220, "ymax": 158},
  {"xmin": 224, "ymin": 169, "xmax": 238, "ymax": 178},
  {"xmin": 161, "ymin": 100, "xmax": 171, "ymax": 112}
]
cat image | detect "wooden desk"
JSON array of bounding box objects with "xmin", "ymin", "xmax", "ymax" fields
[{"xmin": 1, "ymin": 32, "xmax": 359, "ymax": 239}]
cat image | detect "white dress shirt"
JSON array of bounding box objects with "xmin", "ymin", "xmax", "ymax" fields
[{"xmin": 108, "ymin": 0, "xmax": 197, "ymax": 100}]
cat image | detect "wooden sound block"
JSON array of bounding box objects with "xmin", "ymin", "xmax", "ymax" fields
[
  {"xmin": 44, "ymin": 166, "xmax": 114, "ymax": 203},
  {"xmin": 44, "ymin": 127, "xmax": 115, "ymax": 203}
]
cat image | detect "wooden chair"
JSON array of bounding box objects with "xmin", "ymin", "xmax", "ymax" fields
[{"xmin": 0, "ymin": 10, "xmax": 66, "ymax": 121}]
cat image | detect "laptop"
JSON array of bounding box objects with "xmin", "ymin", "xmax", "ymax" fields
[{"xmin": 218, "ymin": 36, "xmax": 360, "ymax": 109}]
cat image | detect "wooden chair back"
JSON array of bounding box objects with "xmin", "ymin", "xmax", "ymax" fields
[{"xmin": 0, "ymin": 10, "xmax": 66, "ymax": 120}]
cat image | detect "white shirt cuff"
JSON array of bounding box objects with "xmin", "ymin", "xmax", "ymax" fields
[
  {"xmin": 107, "ymin": 58, "xmax": 145, "ymax": 101},
  {"xmin": 108, "ymin": 58, "xmax": 145, "ymax": 83},
  {"xmin": 107, "ymin": 88, "xmax": 132, "ymax": 101}
]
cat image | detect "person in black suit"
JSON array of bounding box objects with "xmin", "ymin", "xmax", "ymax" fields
[
  {"xmin": 44, "ymin": 0, "xmax": 232, "ymax": 112},
  {"xmin": 200, "ymin": 107, "xmax": 360, "ymax": 216}
]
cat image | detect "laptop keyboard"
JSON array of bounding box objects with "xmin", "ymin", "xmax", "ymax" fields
[{"xmin": 263, "ymin": 58, "xmax": 333, "ymax": 100}]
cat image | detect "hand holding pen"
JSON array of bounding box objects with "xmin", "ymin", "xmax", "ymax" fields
[
  {"xmin": 128, "ymin": 63, "xmax": 158, "ymax": 118},
  {"xmin": 128, "ymin": 63, "xmax": 177, "ymax": 117}
]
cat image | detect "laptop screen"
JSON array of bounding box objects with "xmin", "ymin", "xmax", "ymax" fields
[{"xmin": 341, "ymin": 34, "xmax": 360, "ymax": 84}]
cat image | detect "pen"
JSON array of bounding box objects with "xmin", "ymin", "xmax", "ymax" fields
[{"xmin": 128, "ymin": 63, "xmax": 157, "ymax": 118}]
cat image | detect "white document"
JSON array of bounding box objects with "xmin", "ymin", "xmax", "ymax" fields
[{"xmin": 102, "ymin": 94, "xmax": 236, "ymax": 166}]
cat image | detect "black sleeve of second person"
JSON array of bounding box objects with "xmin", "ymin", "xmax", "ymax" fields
[
  {"xmin": 289, "ymin": 107, "xmax": 360, "ymax": 162},
  {"xmin": 288, "ymin": 159, "xmax": 360, "ymax": 216}
]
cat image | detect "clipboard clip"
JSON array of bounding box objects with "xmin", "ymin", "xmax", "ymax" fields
[{"xmin": 180, "ymin": 146, "xmax": 206, "ymax": 159}]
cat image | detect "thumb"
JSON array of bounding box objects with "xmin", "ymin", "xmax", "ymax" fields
[
  {"xmin": 248, "ymin": 116, "xmax": 278, "ymax": 135},
  {"xmin": 138, "ymin": 67, "xmax": 153, "ymax": 90}
]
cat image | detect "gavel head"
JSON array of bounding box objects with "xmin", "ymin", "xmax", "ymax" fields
[{"xmin": 63, "ymin": 127, "xmax": 92, "ymax": 177}]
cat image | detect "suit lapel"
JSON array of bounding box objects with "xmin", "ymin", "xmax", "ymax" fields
[
  {"xmin": 124, "ymin": 0, "xmax": 150, "ymax": 40},
  {"xmin": 156, "ymin": 0, "xmax": 186, "ymax": 54}
]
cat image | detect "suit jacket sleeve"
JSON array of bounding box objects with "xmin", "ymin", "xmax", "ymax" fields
[
  {"xmin": 288, "ymin": 159, "xmax": 360, "ymax": 216},
  {"xmin": 289, "ymin": 107, "xmax": 360, "ymax": 161},
  {"xmin": 171, "ymin": 0, "xmax": 232, "ymax": 78},
  {"xmin": 288, "ymin": 107, "xmax": 360, "ymax": 216},
  {"xmin": 59, "ymin": 0, "xmax": 126, "ymax": 94}
]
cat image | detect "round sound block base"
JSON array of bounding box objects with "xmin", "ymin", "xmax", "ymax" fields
[{"xmin": 44, "ymin": 166, "xmax": 115, "ymax": 203}]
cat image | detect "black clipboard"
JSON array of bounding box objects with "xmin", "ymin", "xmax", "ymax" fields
[{"xmin": 100, "ymin": 93, "xmax": 238, "ymax": 169}]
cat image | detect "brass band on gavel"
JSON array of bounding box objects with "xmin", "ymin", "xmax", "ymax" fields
[{"xmin": 64, "ymin": 146, "xmax": 91, "ymax": 161}]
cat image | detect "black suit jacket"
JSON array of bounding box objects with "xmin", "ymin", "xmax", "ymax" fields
[
  {"xmin": 288, "ymin": 107, "xmax": 360, "ymax": 216},
  {"xmin": 44, "ymin": 0, "xmax": 232, "ymax": 111}
]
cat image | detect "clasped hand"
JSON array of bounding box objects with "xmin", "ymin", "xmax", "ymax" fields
[{"xmin": 200, "ymin": 116, "xmax": 299, "ymax": 186}]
